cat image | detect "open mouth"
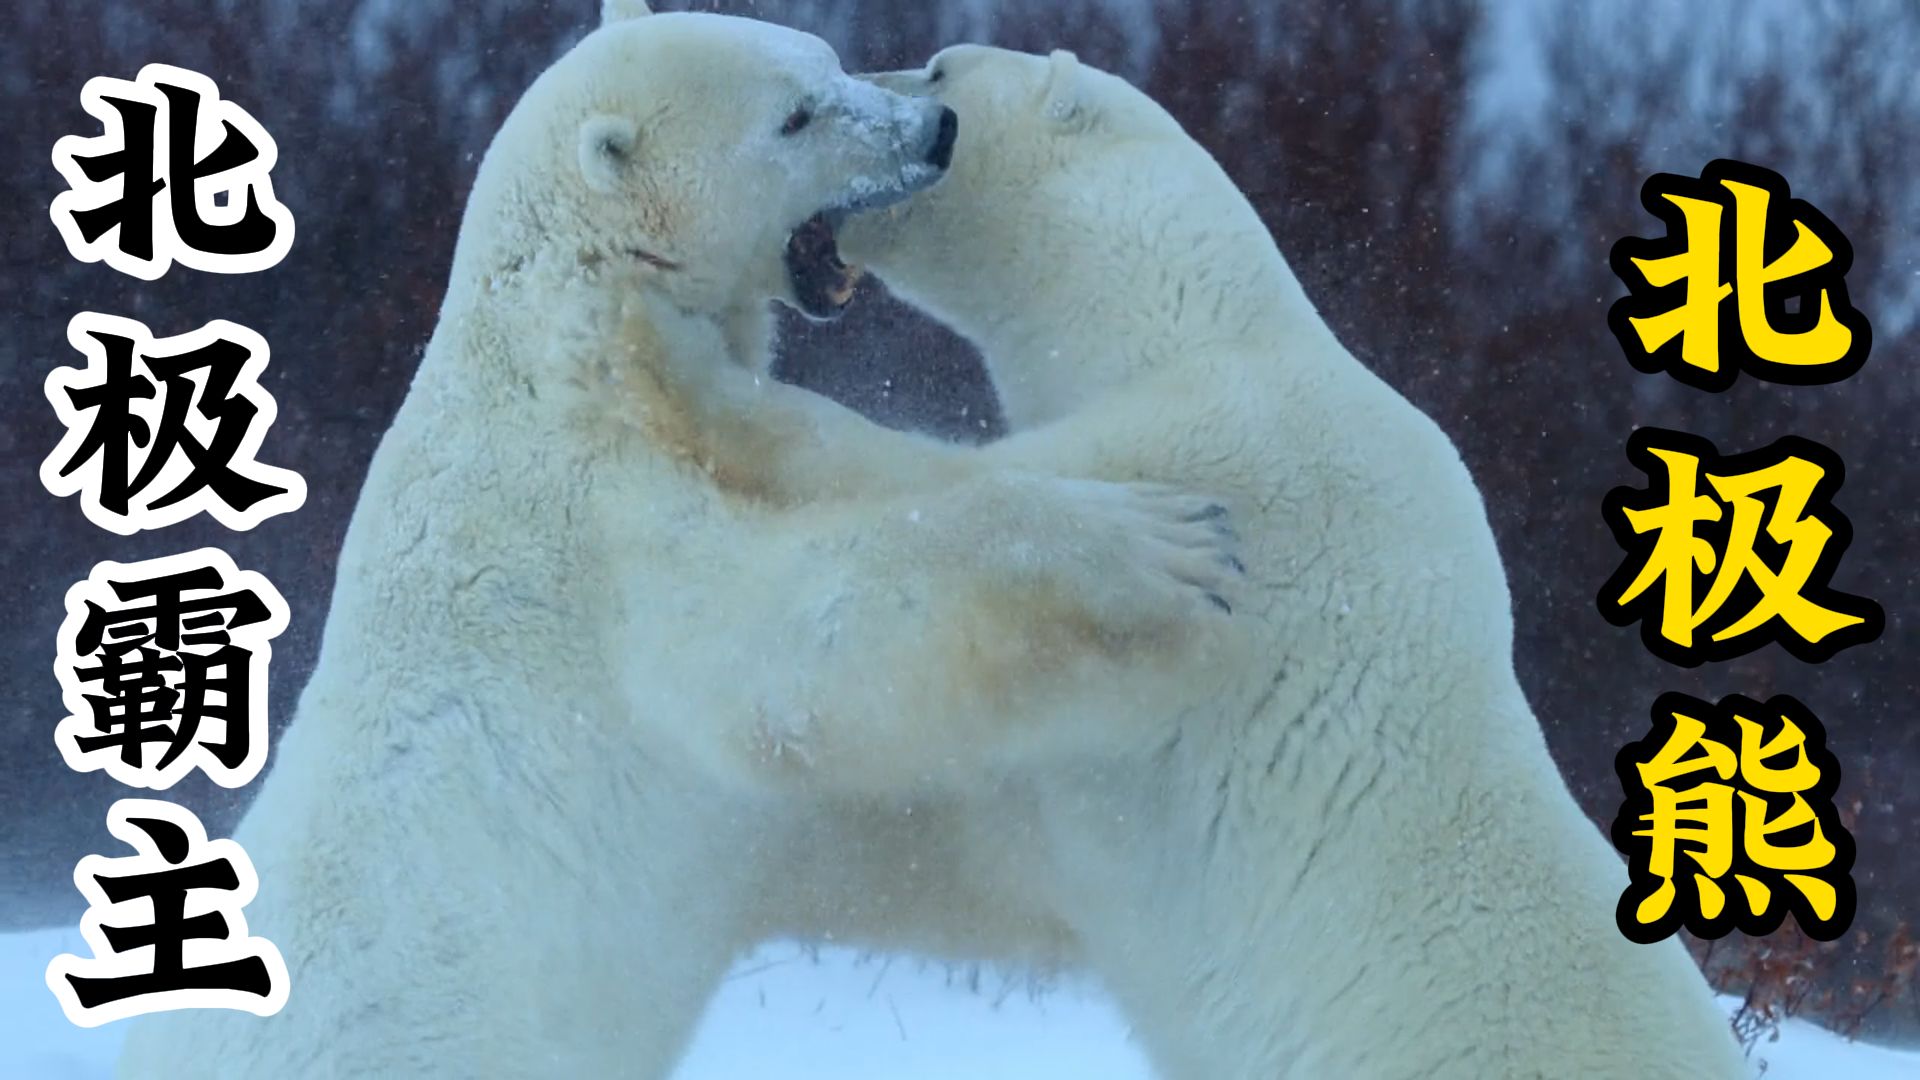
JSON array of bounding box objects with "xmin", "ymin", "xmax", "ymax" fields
[{"xmin": 784, "ymin": 210, "xmax": 866, "ymax": 321}]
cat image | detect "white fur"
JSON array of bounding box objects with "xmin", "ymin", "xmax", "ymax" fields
[
  {"xmin": 112, "ymin": 16, "xmax": 1242, "ymax": 1079},
  {"xmin": 827, "ymin": 44, "xmax": 1752, "ymax": 1080}
]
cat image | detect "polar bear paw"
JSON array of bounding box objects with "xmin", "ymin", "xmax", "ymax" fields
[{"xmin": 1045, "ymin": 477, "xmax": 1246, "ymax": 618}]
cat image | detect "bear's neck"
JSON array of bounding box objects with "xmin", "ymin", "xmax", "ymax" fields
[
  {"xmin": 428, "ymin": 160, "xmax": 780, "ymax": 384},
  {"xmin": 965, "ymin": 219, "xmax": 1337, "ymax": 432},
  {"xmin": 425, "ymin": 226, "xmax": 777, "ymax": 397}
]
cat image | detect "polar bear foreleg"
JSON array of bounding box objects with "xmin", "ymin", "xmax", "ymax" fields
[{"xmin": 612, "ymin": 468, "xmax": 1246, "ymax": 794}]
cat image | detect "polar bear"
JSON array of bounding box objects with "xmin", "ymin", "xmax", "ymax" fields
[
  {"xmin": 111, "ymin": 11, "xmax": 1245, "ymax": 1078},
  {"xmin": 808, "ymin": 45, "xmax": 1752, "ymax": 1079}
]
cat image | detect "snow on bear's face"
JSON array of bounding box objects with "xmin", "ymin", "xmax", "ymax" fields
[
  {"xmin": 491, "ymin": 5, "xmax": 958, "ymax": 320},
  {"xmin": 837, "ymin": 46, "xmax": 1187, "ymax": 324}
]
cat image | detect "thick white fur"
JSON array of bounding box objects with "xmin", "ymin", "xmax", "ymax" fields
[
  {"xmin": 112, "ymin": 14, "xmax": 1243, "ymax": 1078},
  {"xmin": 820, "ymin": 45, "xmax": 1752, "ymax": 1080}
]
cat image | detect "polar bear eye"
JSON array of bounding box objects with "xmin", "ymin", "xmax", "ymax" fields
[
  {"xmin": 926, "ymin": 65, "xmax": 945, "ymax": 85},
  {"xmin": 780, "ymin": 107, "xmax": 813, "ymax": 136}
]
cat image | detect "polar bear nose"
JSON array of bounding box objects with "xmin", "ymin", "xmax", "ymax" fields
[{"xmin": 924, "ymin": 106, "xmax": 959, "ymax": 169}]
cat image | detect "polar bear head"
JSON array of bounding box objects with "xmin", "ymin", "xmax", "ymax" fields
[
  {"xmin": 835, "ymin": 46, "xmax": 1206, "ymax": 328},
  {"xmin": 457, "ymin": 2, "xmax": 959, "ymax": 323}
]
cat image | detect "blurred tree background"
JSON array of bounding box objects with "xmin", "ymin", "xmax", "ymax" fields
[{"xmin": 3, "ymin": 0, "xmax": 1913, "ymax": 1043}]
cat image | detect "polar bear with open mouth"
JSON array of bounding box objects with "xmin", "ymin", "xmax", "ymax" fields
[{"xmin": 110, "ymin": 8, "xmax": 1247, "ymax": 1078}]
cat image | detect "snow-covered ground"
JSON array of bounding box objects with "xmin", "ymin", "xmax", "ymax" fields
[{"xmin": 5, "ymin": 927, "xmax": 1915, "ymax": 1078}]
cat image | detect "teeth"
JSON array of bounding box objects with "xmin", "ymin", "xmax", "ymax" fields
[{"xmin": 826, "ymin": 265, "xmax": 865, "ymax": 307}]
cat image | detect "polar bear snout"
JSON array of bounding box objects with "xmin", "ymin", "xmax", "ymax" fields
[
  {"xmin": 844, "ymin": 99, "xmax": 957, "ymax": 212},
  {"xmin": 924, "ymin": 105, "xmax": 959, "ymax": 169}
]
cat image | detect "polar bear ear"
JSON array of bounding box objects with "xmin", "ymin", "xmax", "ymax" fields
[
  {"xmin": 1041, "ymin": 49, "xmax": 1092, "ymax": 130},
  {"xmin": 579, "ymin": 114, "xmax": 641, "ymax": 193},
  {"xmin": 601, "ymin": 0, "xmax": 652, "ymax": 24}
]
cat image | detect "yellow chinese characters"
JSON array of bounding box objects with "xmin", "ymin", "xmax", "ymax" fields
[
  {"xmin": 1600, "ymin": 428, "xmax": 1883, "ymax": 666},
  {"xmin": 1608, "ymin": 159, "xmax": 1870, "ymax": 391},
  {"xmin": 1613, "ymin": 694, "xmax": 1854, "ymax": 944}
]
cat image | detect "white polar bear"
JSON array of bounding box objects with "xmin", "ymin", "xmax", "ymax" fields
[
  {"xmin": 111, "ymin": 9, "xmax": 1245, "ymax": 1078},
  {"xmin": 813, "ymin": 45, "xmax": 1753, "ymax": 1079}
]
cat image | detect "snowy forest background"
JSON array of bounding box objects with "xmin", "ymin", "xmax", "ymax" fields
[{"xmin": 2, "ymin": 0, "xmax": 1915, "ymax": 1047}]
